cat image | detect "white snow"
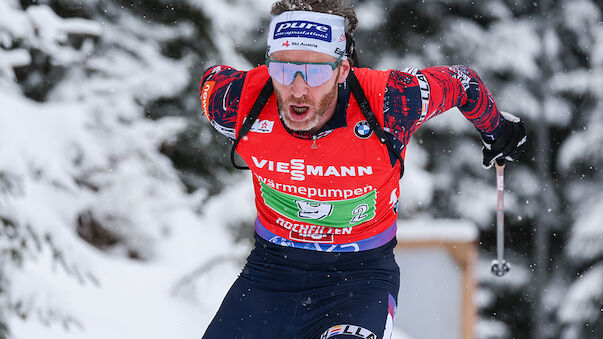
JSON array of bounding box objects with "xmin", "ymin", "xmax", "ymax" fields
[
  {"xmin": 26, "ymin": 5, "xmax": 102, "ymax": 63},
  {"xmin": 424, "ymin": 107, "xmax": 476, "ymax": 134},
  {"xmin": 558, "ymin": 263, "xmax": 603, "ymax": 338},
  {"xmin": 566, "ymin": 198, "xmax": 603, "ymax": 263},
  {"xmin": 543, "ymin": 95, "xmax": 573, "ymax": 127},
  {"xmin": 562, "ymin": 0, "xmax": 601, "ymax": 55},
  {"xmin": 397, "ymin": 141, "xmax": 435, "ymax": 214},
  {"xmin": 475, "ymin": 318, "xmax": 511, "ymax": 339},
  {"xmin": 557, "ymin": 107, "xmax": 603, "ymax": 171},
  {"xmin": 0, "ymin": 3, "xmax": 230, "ymax": 338},
  {"xmin": 355, "ymin": 1, "xmax": 386, "ymax": 30},
  {"xmin": 480, "ymin": 21, "xmax": 541, "ymax": 79},
  {"xmin": 0, "ymin": 0, "xmax": 34, "ymax": 48},
  {"xmin": 397, "ymin": 218, "xmax": 478, "ymax": 243},
  {"xmin": 0, "ymin": 49, "xmax": 30, "ymax": 80},
  {"xmin": 498, "ymin": 84, "xmax": 540, "ymax": 121},
  {"xmin": 8, "ymin": 203, "xmax": 250, "ymax": 339},
  {"xmin": 196, "ymin": 0, "xmax": 274, "ymax": 69}
]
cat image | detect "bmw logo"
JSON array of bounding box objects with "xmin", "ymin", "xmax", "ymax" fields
[{"xmin": 354, "ymin": 120, "xmax": 372, "ymax": 139}]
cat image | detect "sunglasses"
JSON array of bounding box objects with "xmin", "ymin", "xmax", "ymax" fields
[{"xmin": 266, "ymin": 55, "xmax": 342, "ymax": 87}]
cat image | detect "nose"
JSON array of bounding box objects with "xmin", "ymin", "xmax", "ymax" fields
[{"xmin": 290, "ymin": 73, "xmax": 308, "ymax": 97}]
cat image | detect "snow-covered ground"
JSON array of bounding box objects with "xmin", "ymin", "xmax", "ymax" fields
[{"xmin": 7, "ymin": 179, "xmax": 252, "ymax": 339}]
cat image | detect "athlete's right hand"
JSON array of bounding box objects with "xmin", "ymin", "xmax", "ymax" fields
[{"xmin": 481, "ymin": 112, "xmax": 527, "ymax": 169}]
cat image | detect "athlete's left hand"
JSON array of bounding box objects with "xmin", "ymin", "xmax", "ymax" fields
[{"xmin": 481, "ymin": 112, "xmax": 527, "ymax": 169}]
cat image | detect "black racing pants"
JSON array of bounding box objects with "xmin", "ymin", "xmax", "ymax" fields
[{"xmin": 203, "ymin": 233, "xmax": 400, "ymax": 339}]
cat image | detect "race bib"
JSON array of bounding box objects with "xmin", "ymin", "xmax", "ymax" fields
[{"xmin": 260, "ymin": 181, "xmax": 376, "ymax": 227}]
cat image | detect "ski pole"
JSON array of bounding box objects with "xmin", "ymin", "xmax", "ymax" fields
[{"xmin": 491, "ymin": 159, "xmax": 510, "ymax": 277}]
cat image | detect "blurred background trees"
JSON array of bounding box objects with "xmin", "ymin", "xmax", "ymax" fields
[
  {"xmin": 350, "ymin": 1, "xmax": 602, "ymax": 338},
  {"xmin": 0, "ymin": 0, "xmax": 601, "ymax": 338}
]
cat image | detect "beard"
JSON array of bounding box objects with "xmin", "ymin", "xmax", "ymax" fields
[{"xmin": 275, "ymin": 77, "xmax": 339, "ymax": 132}]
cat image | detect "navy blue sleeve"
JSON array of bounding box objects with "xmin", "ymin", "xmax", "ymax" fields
[{"xmin": 200, "ymin": 65, "xmax": 247, "ymax": 141}]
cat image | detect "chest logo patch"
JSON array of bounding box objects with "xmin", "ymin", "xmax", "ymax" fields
[
  {"xmin": 250, "ymin": 119, "xmax": 274, "ymax": 133},
  {"xmin": 354, "ymin": 120, "xmax": 372, "ymax": 139}
]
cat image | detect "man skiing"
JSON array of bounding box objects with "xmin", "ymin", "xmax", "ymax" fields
[{"xmin": 200, "ymin": 0, "xmax": 526, "ymax": 338}]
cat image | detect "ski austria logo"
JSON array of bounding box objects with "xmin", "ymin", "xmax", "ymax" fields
[
  {"xmin": 250, "ymin": 119, "xmax": 274, "ymax": 133},
  {"xmin": 354, "ymin": 120, "xmax": 372, "ymax": 139},
  {"xmin": 274, "ymin": 21, "xmax": 332, "ymax": 42}
]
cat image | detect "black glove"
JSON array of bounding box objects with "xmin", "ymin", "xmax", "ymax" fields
[{"xmin": 481, "ymin": 112, "xmax": 527, "ymax": 169}]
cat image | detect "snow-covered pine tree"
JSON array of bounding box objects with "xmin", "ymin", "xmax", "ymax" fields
[
  {"xmin": 1, "ymin": 0, "xmax": 276, "ymax": 337},
  {"xmin": 1, "ymin": 0, "xmax": 202, "ymax": 335},
  {"xmin": 1, "ymin": 0, "xmax": 106, "ymax": 333},
  {"xmin": 352, "ymin": 0, "xmax": 602, "ymax": 338},
  {"xmin": 551, "ymin": 1, "xmax": 603, "ymax": 338}
]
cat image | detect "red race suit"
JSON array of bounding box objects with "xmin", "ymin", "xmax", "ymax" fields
[{"xmin": 200, "ymin": 64, "xmax": 503, "ymax": 252}]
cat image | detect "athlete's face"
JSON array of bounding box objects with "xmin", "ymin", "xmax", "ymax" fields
[{"xmin": 269, "ymin": 50, "xmax": 350, "ymax": 133}]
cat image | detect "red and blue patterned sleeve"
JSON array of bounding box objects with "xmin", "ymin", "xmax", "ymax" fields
[
  {"xmin": 383, "ymin": 66, "xmax": 504, "ymax": 152},
  {"xmin": 421, "ymin": 66, "xmax": 503, "ymax": 138},
  {"xmin": 200, "ymin": 65, "xmax": 247, "ymax": 142}
]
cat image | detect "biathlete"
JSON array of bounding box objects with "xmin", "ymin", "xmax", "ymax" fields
[{"xmin": 199, "ymin": 1, "xmax": 526, "ymax": 338}]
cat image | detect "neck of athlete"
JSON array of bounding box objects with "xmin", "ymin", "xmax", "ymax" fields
[{"xmin": 309, "ymin": 91, "xmax": 339, "ymax": 135}]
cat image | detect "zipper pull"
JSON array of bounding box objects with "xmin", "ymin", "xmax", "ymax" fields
[{"xmin": 311, "ymin": 135, "xmax": 318, "ymax": 149}]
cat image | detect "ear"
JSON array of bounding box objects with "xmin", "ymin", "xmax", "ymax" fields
[{"xmin": 336, "ymin": 59, "xmax": 351, "ymax": 84}]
